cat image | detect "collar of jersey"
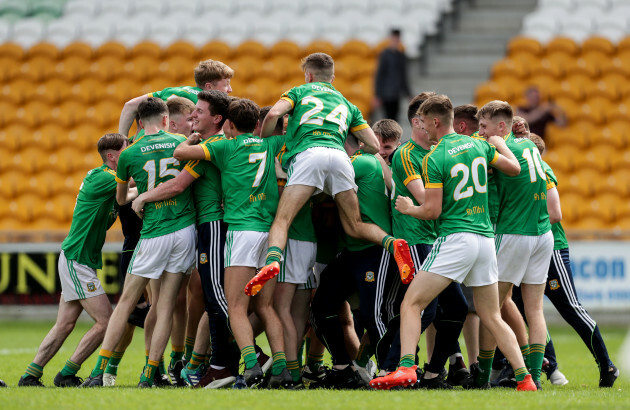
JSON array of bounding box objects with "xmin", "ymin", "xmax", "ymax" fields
[{"xmin": 503, "ymin": 131, "xmax": 514, "ymax": 141}]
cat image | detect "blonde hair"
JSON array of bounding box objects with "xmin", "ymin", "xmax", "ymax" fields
[
  {"xmin": 372, "ymin": 119, "xmax": 402, "ymax": 143},
  {"xmin": 194, "ymin": 59, "xmax": 234, "ymax": 88},
  {"xmin": 166, "ymin": 96, "xmax": 195, "ymax": 117},
  {"xmin": 418, "ymin": 94, "xmax": 453, "ymax": 126},
  {"xmin": 476, "ymin": 100, "xmax": 513, "ymax": 129}
]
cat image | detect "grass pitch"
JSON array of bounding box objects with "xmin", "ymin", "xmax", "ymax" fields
[{"xmin": 0, "ymin": 321, "xmax": 627, "ymax": 409}]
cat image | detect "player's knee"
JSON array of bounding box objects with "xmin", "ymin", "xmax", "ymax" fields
[{"xmin": 57, "ymin": 320, "xmax": 76, "ymax": 335}]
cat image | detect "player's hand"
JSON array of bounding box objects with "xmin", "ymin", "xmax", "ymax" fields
[
  {"xmin": 486, "ymin": 135, "xmax": 504, "ymax": 148},
  {"xmin": 131, "ymin": 195, "xmax": 145, "ymax": 219},
  {"xmin": 512, "ymin": 120, "xmax": 529, "ymax": 138},
  {"xmin": 187, "ymin": 132, "xmax": 202, "ymax": 145},
  {"xmin": 395, "ymin": 196, "xmax": 414, "ymax": 215}
]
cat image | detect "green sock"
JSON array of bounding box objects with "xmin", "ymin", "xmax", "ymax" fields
[
  {"xmin": 265, "ymin": 246, "xmax": 283, "ymax": 265},
  {"xmin": 520, "ymin": 344, "xmax": 530, "ymax": 362},
  {"xmin": 271, "ymin": 352, "xmax": 287, "ymax": 376},
  {"xmin": 184, "ymin": 337, "xmax": 195, "ymax": 361},
  {"xmin": 297, "ymin": 340, "xmax": 305, "ymax": 368},
  {"xmin": 287, "ymin": 360, "xmax": 300, "ymax": 382},
  {"xmin": 60, "ymin": 359, "xmax": 81, "ymax": 377},
  {"xmin": 475, "ymin": 350, "xmax": 495, "ymax": 386},
  {"xmin": 158, "ymin": 356, "xmax": 167, "ymax": 375},
  {"xmin": 514, "ymin": 366, "xmax": 530, "ymax": 382},
  {"xmin": 382, "ymin": 235, "xmax": 395, "ymax": 254},
  {"xmin": 187, "ymin": 351, "xmax": 205, "ymax": 370},
  {"xmin": 105, "ymin": 351, "xmax": 124, "ymax": 376},
  {"xmin": 24, "ymin": 362, "xmax": 43, "ymax": 379},
  {"xmin": 307, "ymin": 352, "xmax": 324, "ymax": 369},
  {"xmin": 170, "ymin": 345, "xmax": 184, "ymax": 366},
  {"xmin": 528, "ymin": 343, "xmax": 545, "ymax": 381},
  {"xmin": 140, "ymin": 360, "xmax": 159, "ymax": 385},
  {"xmin": 241, "ymin": 345, "xmax": 258, "ymax": 370},
  {"xmin": 90, "ymin": 349, "xmax": 112, "ymax": 377},
  {"xmin": 355, "ymin": 343, "xmax": 374, "ymax": 367},
  {"xmin": 398, "ymin": 354, "xmax": 415, "ymax": 368}
]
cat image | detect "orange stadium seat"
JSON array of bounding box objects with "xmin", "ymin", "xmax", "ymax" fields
[
  {"xmin": 19, "ymin": 56, "xmax": 58, "ymax": 82},
  {"xmin": 579, "ymin": 51, "xmax": 612, "ymax": 78},
  {"xmin": 0, "ymin": 100, "xmax": 18, "ymax": 128},
  {"xmin": 53, "ymin": 100, "xmax": 87, "ymax": 128},
  {"xmin": 269, "ymin": 40, "xmax": 301, "ymax": 59},
  {"xmin": 581, "ymin": 97, "xmax": 616, "ymax": 124},
  {"xmin": 18, "ymin": 101, "xmax": 53, "ymax": 128},
  {"xmin": 67, "ymin": 123, "xmax": 103, "ymax": 152},
  {"xmin": 560, "ymin": 73, "xmax": 595, "ymax": 101},
  {"xmin": 0, "ymin": 42, "xmax": 25, "ymax": 61},
  {"xmin": 62, "ymin": 42, "xmax": 93, "ymax": 60},
  {"xmin": 618, "ymin": 36, "xmax": 630, "ymax": 53},
  {"xmin": 15, "ymin": 193, "xmax": 48, "ymax": 222},
  {"xmin": 38, "ymin": 77, "xmax": 73, "ymax": 104},
  {"xmin": 44, "ymin": 193, "xmax": 76, "ymax": 224},
  {"xmin": 335, "ymin": 55, "xmax": 368, "ymax": 81},
  {"xmin": 554, "ymin": 97, "xmax": 583, "ymax": 124},
  {"xmin": 163, "ymin": 40, "xmax": 198, "ymax": 61},
  {"xmin": 507, "ymin": 36, "xmax": 544, "ymax": 58},
  {"xmin": 611, "ymin": 216, "xmax": 630, "ymax": 232},
  {"xmin": 558, "ymin": 191, "xmax": 581, "ymax": 223},
  {"xmin": 28, "ymin": 42, "xmax": 59, "ymax": 60},
  {"xmin": 546, "ymin": 37, "xmax": 580, "ymax": 56},
  {"xmin": 535, "ymin": 56, "xmax": 567, "ymax": 79},
  {"xmin": 0, "ymin": 170, "xmax": 29, "ymax": 198},
  {"xmin": 32, "ymin": 123, "xmax": 66, "ymax": 151},
  {"xmin": 81, "ymin": 151, "xmax": 102, "ymax": 171},
  {"xmin": 48, "ymin": 146, "xmax": 85, "ymax": 174},
  {"xmin": 571, "ymin": 214, "xmax": 609, "ymax": 230},
  {"xmin": 582, "ymin": 36, "xmax": 616, "ymax": 56},
  {"xmin": 54, "ymin": 55, "xmax": 91, "ymax": 82},
  {"xmin": 526, "ymin": 73, "xmax": 557, "ymax": 95},
  {"xmin": 89, "ymin": 55, "xmax": 128, "ymax": 82},
  {"xmin": 0, "ymin": 55, "xmax": 22, "ymax": 82},
  {"xmin": 126, "ymin": 54, "xmax": 162, "ymax": 82},
  {"xmin": 491, "ymin": 59, "xmax": 528, "ymax": 80},
  {"xmin": 611, "ymin": 149, "xmax": 630, "ymax": 172},
  {"xmin": 563, "ymin": 169, "xmax": 595, "ymax": 196},
  {"xmin": 585, "ymin": 145, "xmax": 617, "ymax": 173},
  {"xmin": 544, "ymin": 145, "xmax": 581, "ymax": 173},
  {"xmin": 234, "ymin": 40, "xmax": 268, "ymax": 59},
  {"xmin": 598, "ymin": 169, "xmax": 630, "ymax": 197},
  {"xmin": 199, "ymin": 41, "xmax": 231, "ymax": 62},
  {"xmin": 130, "ymin": 41, "xmax": 162, "ymax": 60},
  {"xmin": 546, "ymin": 127, "xmax": 576, "ymax": 150},
  {"xmin": 475, "ymin": 82, "xmax": 510, "ymax": 106},
  {"xmin": 68, "ymin": 77, "xmax": 103, "ymax": 104},
  {"xmin": 261, "ymin": 55, "xmax": 302, "ymax": 81},
  {"xmin": 599, "ymin": 125, "xmax": 627, "ymax": 149},
  {"xmin": 600, "ymin": 56, "xmax": 630, "ymax": 77},
  {"xmin": 228, "ymin": 56, "xmax": 263, "ymax": 82},
  {"xmin": 0, "ymin": 123, "xmax": 29, "ymax": 151},
  {"xmin": 590, "ymin": 76, "xmax": 623, "ymax": 101},
  {"xmin": 95, "ymin": 41, "xmax": 127, "ymax": 60},
  {"xmin": 104, "ymin": 76, "xmax": 138, "ymax": 103},
  {"xmin": 158, "ymin": 55, "xmax": 195, "ymax": 83},
  {"xmin": 338, "ymin": 40, "xmax": 373, "ymax": 59},
  {"xmin": 13, "ymin": 146, "xmax": 49, "ymax": 174},
  {"xmin": 3, "ymin": 78, "xmax": 38, "ymax": 105},
  {"xmin": 302, "ymin": 40, "xmax": 336, "ymax": 59}
]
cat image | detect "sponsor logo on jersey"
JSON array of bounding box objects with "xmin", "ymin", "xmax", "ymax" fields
[
  {"xmin": 200, "ymin": 253, "xmax": 208, "ymax": 264},
  {"xmin": 365, "ymin": 271, "xmax": 375, "ymax": 282},
  {"xmin": 242, "ymin": 137, "xmax": 263, "ymax": 145},
  {"xmin": 311, "ymin": 84, "xmax": 335, "ymax": 93},
  {"xmin": 87, "ymin": 282, "xmax": 96, "ymax": 292},
  {"xmin": 447, "ymin": 142, "xmax": 474, "ymax": 155},
  {"xmin": 140, "ymin": 142, "xmax": 176, "ymax": 152},
  {"xmin": 549, "ymin": 279, "xmax": 560, "ymax": 290}
]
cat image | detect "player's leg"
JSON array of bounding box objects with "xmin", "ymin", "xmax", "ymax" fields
[
  {"xmin": 143, "ymin": 278, "xmax": 161, "ymax": 371},
  {"xmin": 462, "ymin": 312, "xmax": 480, "ymax": 366},
  {"xmin": 167, "ymin": 273, "xmax": 189, "ymax": 384},
  {"xmin": 185, "ymin": 269, "xmax": 205, "ymax": 360}
]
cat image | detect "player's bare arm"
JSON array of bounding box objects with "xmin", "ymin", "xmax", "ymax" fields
[
  {"xmin": 119, "ymin": 95, "xmax": 149, "ymax": 136},
  {"xmin": 374, "ymin": 153, "xmax": 393, "ymax": 191},
  {"xmin": 131, "ymin": 170, "xmax": 196, "ymax": 218},
  {"xmin": 116, "ymin": 182, "xmax": 130, "ymax": 206},
  {"xmin": 261, "ymin": 99, "xmax": 292, "ymax": 138},
  {"xmin": 486, "ymin": 135, "xmax": 521, "ymax": 176},
  {"xmin": 547, "ymin": 186, "xmax": 562, "ymax": 224},
  {"xmin": 352, "ymin": 127, "xmax": 379, "ymax": 154},
  {"xmin": 395, "ymin": 187, "xmax": 442, "ymax": 220},
  {"xmin": 406, "ymin": 178, "xmax": 426, "ymax": 205},
  {"xmin": 173, "ymin": 132, "xmax": 205, "ymax": 161}
]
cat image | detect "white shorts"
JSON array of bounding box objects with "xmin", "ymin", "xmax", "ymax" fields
[
  {"xmin": 225, "ymin": 230, "xmax": 268, "ymax": 269},
  {"xmin": 278, "ymin": 239, "xmax": 317, "ymax": 287},
  {"xmin": 286, "ymin": 147, "xmax": 357, "ymax": 198},
  {"xmin": 59, "ymin": 251, "xmax": 105, "ymax": 302},
  {"xmin": 129, "ymin": 225, "xmax": 197, "ymax": 280},
  {"xmin": 495, "ymin": 231, "xmax": 554, "ymax": 286},
  {"xmin": 421, "ymin": 232, "xmax": 498, "ymax": 287}
]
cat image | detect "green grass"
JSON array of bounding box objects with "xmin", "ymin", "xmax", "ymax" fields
[{"xmin": 0, "ymin": 321, "xmax": 627, "ymax": 409}]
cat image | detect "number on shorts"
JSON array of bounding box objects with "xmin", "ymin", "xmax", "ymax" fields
[
  {"xmin": 143, "ymin": 157, "xmax": 181, "ymax": 190},
  {"xmin": 451, "ymin": 157, "xmax": 488, "ymax": 201},
  {"xmin": 249, "ymin": 151, "xmax": 267, "ymax": 187},
  {"xmin": 299, "ymin": 96, "xmax": 349, "ymax": 133},
  {"xmin": 522, "ymin": 147, "xmax": 545, "ymax": 183}
]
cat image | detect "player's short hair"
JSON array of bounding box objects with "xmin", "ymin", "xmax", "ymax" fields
[
  {"xmin": 138, "ymin": 97, "xmax": 168, "ymax": 122},
  {"xmin": 97, "ymin": 133, "xmax": 127, "ymax": 161},
  {"xmin": 260, "ymin": 105, "xmax": 284, "ymax": 135},
  {"xmin": 476, "ymin": 100, "xmax": 513, "ymax": 128},
  {"xmin": 418, "ymin": 94, "xmax": 453, "ymax": 126},
  {"xmin": 198, "ymin": 90, "xmax": 230, "ymax": 126},
  {"xmin": 227, "ymin": 98, "xmax": 259, "ymax": 133},
  {"xmin": 166, "ymin": 97, "xmax": 195, "ymax": 117},
  {"xmin": 194, "ymin": 59, "xmax": 234, "ymax": 88},
  {"xmin": 372, "ymin": 119, "xmax": 402, "ymax": 143},
  {"xmin": 407, "ymin": 91, "xmax": 436, "ymax": 125},
  {"xmin": 454, "ymin": 104, "xmax": 479, "ymax": 134},
  {"xmin": 528, "ymin": 132, "xmax": 545, "ymax": 154},
  {"xmin": 512, "ymin": 115, "xmax": 530, "ymax": 132},
  {"xmin": 301, "ymin": 53, "xmax": 334, "ymax": 82}
]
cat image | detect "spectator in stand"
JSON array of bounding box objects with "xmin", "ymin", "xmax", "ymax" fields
[
  {"xmin": 373, "ymin": 29, "xmax": 412, "ymax": 122},
  {"xmin": 516, "ymin": 86, "xmax": 566, "ymax": 139}
]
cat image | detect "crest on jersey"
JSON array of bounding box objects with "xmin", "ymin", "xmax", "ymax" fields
[
  {"xmin": 200, "ymin": 253, "xmax": 208, "ymax": 264},
  {"xmin": 365, "ymin": 271, "xmax": 375, "ymax": 282},
  {"xmin": 549, "ymin": 279, "xmax": 560, "ymax": 290},
  {"xmin": 87, "ymin": 283, "xmax": 96, "ymax": 292}
]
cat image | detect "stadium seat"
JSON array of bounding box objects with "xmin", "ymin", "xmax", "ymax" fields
[
  {"xmin": 94, "ymin": 40, "xmax": 127, "ymax": 60},
  {"xmin": 89, "ymin": 55, "xmax": 127, "ymax": 82},
  {"xmin": 0, "ymin": 170, "xmax": 28, "ymax": 199},
  {"xmin": 48, "ymin": 146, "xmax": 86, "ymax": 174},
  {"xmin": 0, "ymin": 123, "xmax": 30, "ymax": 151},
  {"xmin": 234, "ymin": 40, "xmax": 268, "ymax": 59},
  {"xmin": 130, "ymin": 40, "xmax": 162, "ymax": 60},
  {"xmin": 199, "ymin": 40, "xmax": 231, "ymax": 62},
  {"xmin": 491, "ymin": 58, "xmax": 529, "ymax": 80},
  {"xmin": 61, "ymin": 41, "xmax": 93, "ymax": 61},
  {"xmin": 563, "ymin": 169, "xmax": 595, "ymax": 196},
  {"xmin": 18, "ymin": 101, "xmax": 53, "ymax": 128},
  {"xmin": 67, "ymin": 123, "xmax": 105, "ymax": 152},
  {"xmin": 610, "ymin": 149, "xmax": 630, "ymax": 171},
  {"xmin": 163, "ymin": 40, "xmax": 197, "ymax": 61},
  {"xmin": 53, "ymin": 55, "xmax": 91, "ymax": 82},
  {"xmin": 546, "ymin": 36, "xmax": 580, "ymax": 55},
  {"xmin": 46, "ymin": 193, "xmax": 76, "ymax": 223},
  {"xmin": 159, "ymin": 55, "xmax": 195, "ymax": 84},
  {"xmin": 507, "ymin": 36, "xmax": 545, "ymax": 58},
  {"xmin": 580, "ymin": 194, "xmax": 618, "ymax": 224},
  {"xmin": 545, "ymin": 145, "xmax": 581, "ymax": 173},
  {"xmin": 32, "ymin": 123, "xmax": 66, "ymax": 151},
  {"xmin": 338, "ymin": 40, "xmax": 374, "ymax": 59},
  {"xmin": 0, "ymin": 55, "xmax": 21, "ymax": 82},
  {"xmin": 268, "ymin": 40, "xmax": 301, "ymax": 59},
  {"xmin": 302, "ymin": 40, "xmax": 336, "ymax": 59},
  {"xmin": 475, "ymin": 82, "xmax": 510, "ymax": 106},
  {"xmin": 13, "ymin": 146, "xmax": 50, "ymax": 174},
  {"xmin": 584, "ymin": 144, "xmax": 617, "ymax": 173},
  {"xmin": 557, "ymin": 191, "xmax": 581, "ymax": 223},
  {"xmin": 126, "ymin": 54, "xmax": 162, "ymax": 82},
  {"xmin": 598, "ymin": 169, "xmax": 630, "ymax": 197},
  {"xmin": 571, "ymin": 214, "xmax": 609, "ymax": 230}
]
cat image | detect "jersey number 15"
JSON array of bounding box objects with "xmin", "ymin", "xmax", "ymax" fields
[{"xmin": 143, "ymin": 157, "xmax": 181, "ymax": 190}]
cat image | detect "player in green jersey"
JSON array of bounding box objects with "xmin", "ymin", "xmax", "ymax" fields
[
  {"xmin": 370, "ymin": 95, "xmax": 538, "ymax": 391},
  {"xmin": 373, "ymin": 119, "xmax": 402, "ymax": 165},
  {"xmin": 252, "ymin": 52, "xmax": 415, "ymax": 298},
  {"xmin": 18, "ymin": 134, "xmax": 130, "ymax": 388},
  {"xmin": 173, "ymin": 98, "xmax": 294, "ymax": 388},
  {"xmin": 130, "ymin": 91, "xmax": 239, "ymax": 388},
  {"xmin": 119, "ymin": 59, "xmax": 234, "ymax": 138},
  {"xmin": 82, "ymin": 98, "xmax": 197, "ymax": 388},
  {"xmin": 476, "ymin": 101, "xmax": 554, "ymax": 389}
]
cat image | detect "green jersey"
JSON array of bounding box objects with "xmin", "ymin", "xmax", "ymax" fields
[
  {"xmin": 280, "ymin": 82, "xmax": 369, "ymax": 167},
  {"xmin": 344, "ymin": 151, "xmax": 392, "ymax": 251},
  {"xmin": 470, "ymin": 132, "xmax": 499, "ymax": 224},
  {"xmin": 201, "ymin": 133, "xmax": 285, "ymax": 232},
  {"xmin": 542, "ymin": 161, "xmax": 568, "ymax": 250},
  {"xmin": 494, "ymin": 132, "xmax": 552, "ymax": 236},
  {"xmin": 422, "ymin": 133, "xmax": 498, "ymax": 238},
  {"xmin": 149, "ymin": 86, "xmax": 202, "ymax": 104},
  {"xmin": 62, "ymin": 164, "xmax": 119, "ymax": 269},
  {"xmin": 390, "ymin": 140, "xmax": 437, "ymax": 246},
  {"xmin": 186, "ymin": 135, "xmax": 224, "ymax": 224},
  {"xmin": 116, "ymin": 130, "xmax": 196, "ymax": 238}
]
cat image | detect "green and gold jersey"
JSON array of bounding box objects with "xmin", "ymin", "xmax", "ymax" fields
[
  {"xmin": 470, "ymin": 132, "xmax": 499, "ymax": 224},
  {"xmin": 494, "ymin": 132, "xmax": 552, "ymax": 236},
  {"xmin": 149, "ymin": 86, "xmax": 202, "ymax": 104},
  {"xmin": 202, "ymin": 133, "xmax": 285, "ymax": 232},
  {"xmin": 185, "ymin": 135, "xmax": 224, "ymax": 224},
  {"xmin": 390, "ymin": 139, "xmax": 437, "ymax": 246},
  {"xmin": 116, "ymin": 130, "xmax": 196, "ymax": 238},
  {"xmin": 62, "ymin": 164, "xmax": 119, "ymax": 269},
  {"xmin": 423, "ymin": 133, "xmax": 498, "ymax": 238},
  {"xmin": 280, "ymin": 82, "xmax": 369, "ymax": 167},
  {"xmin": 542, "ymin": 161, "xmax": 568, "ymax": 250},
  {"xmin": 344, "ymin": 151, "xmax": 392, "ymax": 251}
]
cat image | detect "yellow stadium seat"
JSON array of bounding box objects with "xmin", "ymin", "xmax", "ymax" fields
[
  {"xmin": 37, "ymin": 77, "xmax": 72, "ymax": 104},
  {"xmin": 526, "ymin": 73, "xmax": 556, "ymax": 95},
  {"xmin": 62, "ymin": 41, "xmax": 93, "ymax": 60},
  {"xmin": 610, "ymin": 216, "xmax": 630, "ymax": 233},
  {"xmin": 335, "ymin": 55, "xmax": 369, "ymax": 81},
  {"xmin": 269, "ymin": 40, "xmax": 301, "ymax": 59},
  {"xmin": 545, "ymin": 127, "xmax": 575, "ymax": 150},
  {"xmin": 579, "ymin": 51, "xmax": 612, "ymax": 78},
  {"xmin": 0, "ymin": 55, "xmax": 21, "ymax": 82},
  {"xmin": 126, "ymin": 54, "xmax": 161, "ymax": 82},
  {"xmin": 54, "ymin": 55, "xmax": 91, "ymax": 82},
  {"xmin": 32, "ymin": 123, "xmax": 65, "ymax": 151},
  {"xmin": 67, "ymin": 123, "xmax": 102, "ymax": 152},
  {"xmin": 261, "ymin": 55, "xmax": 302, "ymax": 82},
  {"xmin": 611, "ymin": 148, "xmax": 630, "ymax": 172},
  {"xmin": 563, "ymin": 169, "xmax": 595, "ymax": 196},
  {"xmin": 130, "ymin": 41, "xmax": 161, "ymax": 59},
  {"xmin": 546, "ymin": 37, "xmax": 579, "ymax": 56},
  {"xmin": 582, "ymin": 36, "xmax": 616, "ymax": 56},
  {"xmin": 158, "ymin": 55, "xmax": 195, "ymax": 83},
  {"xmin": 598, "ymin": 125, "xmax": 627, "ymax": 149},
  {"xmin": 475, "ymin": 82, "xmax": 510, "ymax": 106},
  {"xmin": 581, "ymin": 193, "xmax": 619, "ymax": 223},
  {"xmin": 585, "ymin": 145, "xmax": 617, "ymax": 173},
  {"xmin": 0, "ymin": 123, "xmax": 29, "ymax": 151},
  {"xmin": 302, "ymin": 40, "xmax": 336, "ymax": 59},
  {"xmin": 507, "ymin": 36, "xmax": 544, "ymax": 58},
  {"xmin": 581, "ymin": 97, "xmax": 616, "ymax": 125},
  {"xmin": 600, "ymin": 56, "xmax": 630, "ymax": 77},
  {"xmin": 48, "ymin": 146, "xmax": 85, "ymax": 174},
  {"xmin": 13, "ymin": 146, "xmax": 49, "ymax": 174},
  {"xmin": 554, "ymin": 97, "xmax": 584, "ymax": 124},
  {"xmin": 81, "ymin": 151, "xmax": 102, "ymax": 171},
  {"xmin": 618, "ymin": 36, "xmax": 630, "ymax": 54},
  {"xmin": 18, "ymin": 100, "xmax": 53, "ymax": 128},
  {"xmin": 571, "ymin": 214, "xmax": 609, "ymax": 230},
  {"xmin": 52, "ymin": 100, "xmax": 85, "ymax": 128},
  {"xmin": 228, "ymin": 56, "xmax": 262, "ymax": 82},
  {"xmin": 68, "ymin": 77, "xmax": 102, "ymax": 104},
  {"xmin": 0, "ymin": 42, "xmax": 25, "ymax": 61},
  {"xmin": 544, "ymin": 145, "xmax": 581, "ymax": 173},
  {"xmin": 163, "ymin": 40, "xmax": 197, "ymax": 61},
  {"xmin": 28, "ymin": 42, "xmax": 59, "ymax": 60},
  {"xmin": 44, "ymin": 193, "xmax": 76, "ymax": 223},
  {"xmin": 589, "ymin": 76, "xmax": 622, "ymax": 101},
  {"xmin": 199, "ymin": 41, "xmax": 231, "ymax": 62},
  {"xmin": 276, "ymin": 73, "xmax": 306, "ymax": 96},
  {"xmin": 598, "ymin": 169, "xmax": 630, "ymax": 197},
  {"xmin": 0, "ymin": 101, "xmax": 18, "ymax": 128},
  {"xmin": 491, "ymin": 58, "xmax": 528, "ymax": 80},
  {"xmin": 234, "ymin": 40, "xmax": 267, "ymax": 59},
  {"xmin": 558, "ymin": 191, "xmax": 581, "ymax": 223},
  {"xmin": 20, "ymin": 55, "xmax": 58, "ymax": 82},
  {"xmin": 3, "ymin": 78, "xmax": 38, "ymax": 105},
  {"xmin": 338, "ymin": 40, "xmax": 373, "ymax": 59},
  {"xmin": 27, "ymin": 217, "xmax": 68, "ymax": 231},
  {"xmin": 89, "ymin": 55, "xmax": 128, "ymax": 82},
  {"xmin": 0, "ymin": 170, "xmax": 28, "ymax": 198},
  {"xmin": 95, "ymin": 41, "xmax": 127, "ymax": 60}
]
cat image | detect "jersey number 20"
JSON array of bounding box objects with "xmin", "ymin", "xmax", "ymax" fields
[{"xmin": 451, "ymin": 157, "xmax": 488, "ymax": 201}]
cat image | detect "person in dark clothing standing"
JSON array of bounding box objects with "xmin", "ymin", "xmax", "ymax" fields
[{"xmin": 374, "ymin": 29, "xmax": 412, "ymax": 122}]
